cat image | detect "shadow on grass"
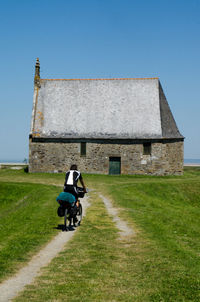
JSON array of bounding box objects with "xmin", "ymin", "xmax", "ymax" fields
[{"xmin": 54, "ymin": 224, "xmax": 76, "ymax": 232}]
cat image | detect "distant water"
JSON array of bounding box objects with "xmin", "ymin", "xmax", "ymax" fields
[
  {"xmin": 0, "ymin": 159, "xmax": 26, "ymax": 163},
  {"xmin": 184, "ymin": 159, "xmax": 200, "ymax": 165}
]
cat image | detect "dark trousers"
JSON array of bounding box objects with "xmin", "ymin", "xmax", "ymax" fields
[{"xmin": 64, "ymin": 185, "xmax": 78, "ymax": 200}]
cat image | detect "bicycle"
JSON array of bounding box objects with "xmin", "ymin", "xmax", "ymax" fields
[{"xmin": 57, "ymin": 187, "xmax": 86, "ymax": 231}]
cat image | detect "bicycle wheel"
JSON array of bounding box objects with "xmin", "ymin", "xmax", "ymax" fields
[
  {"xmin": 76, "ymin": 203, "xmax": 82, "ymax": 226},
  {"xmin": 64, "ymin": 208, "xmax": 70, "ymax": 230}
]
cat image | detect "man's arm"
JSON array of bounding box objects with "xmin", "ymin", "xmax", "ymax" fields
[{"xmin": 80, "ymin": 178, "xmax": 87, "ymax": 193}]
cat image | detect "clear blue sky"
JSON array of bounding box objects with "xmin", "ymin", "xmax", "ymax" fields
[{"xmin": 0, "ymin": 0, "xmax": 199, "ymax": 161}]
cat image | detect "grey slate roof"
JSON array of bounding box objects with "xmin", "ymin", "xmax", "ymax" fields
[{"xmin": 31, "ymin": 77, "xmax": 183, "ymax": 140}]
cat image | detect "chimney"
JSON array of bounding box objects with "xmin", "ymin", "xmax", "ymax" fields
[{"xmin": 34, "ymin": 58, "xmax": 41, "ymax": 87}]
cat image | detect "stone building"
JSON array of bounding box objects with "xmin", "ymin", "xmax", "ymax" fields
[{"xmin": 29, "ymin": 58, "xmax": 184, "ymax": 175}]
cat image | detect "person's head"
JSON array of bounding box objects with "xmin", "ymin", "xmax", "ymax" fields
[{"xmin": 70, "ymin": 164, "xmax": 77, "ymax": 170}]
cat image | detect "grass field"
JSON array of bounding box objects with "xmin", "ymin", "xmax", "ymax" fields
[
  {"xmin": 0, "ymin": 167, "xmax": 200, "ymax": 301},
  {"xmin": 0, "ymin": 180, "xmax": 62, "ymax": 282}
]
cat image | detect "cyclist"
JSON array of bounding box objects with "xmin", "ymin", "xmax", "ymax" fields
[
  {"xmin": 56, "ymin": 165, "xmax": 86, "ymax": 228},
  {"xmin": 64, "ymin": 164, "xmax": 87, "ymax": 201}
]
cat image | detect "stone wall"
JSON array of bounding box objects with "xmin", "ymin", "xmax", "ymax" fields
[{"xmin": 29, "ymin": 139, "xmax": 184, "ymax": 175}]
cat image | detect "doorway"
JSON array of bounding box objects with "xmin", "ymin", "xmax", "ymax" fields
[{"xmin": 109, "ymin": 157, "xmax": 121, "ymax": 175}]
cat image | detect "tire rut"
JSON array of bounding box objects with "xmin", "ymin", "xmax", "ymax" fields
[{"xmin": 99, "ymin": 194, "xmax": 134, "ymax": 238}]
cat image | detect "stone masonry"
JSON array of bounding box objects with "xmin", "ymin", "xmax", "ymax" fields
[{"xmin": 29, "ymin": 139, "xmax": 183, "ymax": 175}]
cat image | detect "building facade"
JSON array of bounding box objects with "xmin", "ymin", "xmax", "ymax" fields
[{"xmin": 29, "ymin": 59, "xmax": 184, "ymax": 175}]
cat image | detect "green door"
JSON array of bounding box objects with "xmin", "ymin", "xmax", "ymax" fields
[{"xmin": 109, "ymin": 157, "xmax": 121, "ymax": 175}]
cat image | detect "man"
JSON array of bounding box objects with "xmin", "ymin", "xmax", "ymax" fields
[{"xmin": 64, "ymin": 164, "xmax": 86, "ymax": 201}]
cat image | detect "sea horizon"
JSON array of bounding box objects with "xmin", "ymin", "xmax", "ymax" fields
[
  {"xmin": 184, "ymin": 159, "xmax": 200, "ymax": 164},
  {"xmin": 0, "ymin": 159, "xmax": 28, "ymax": 164}
]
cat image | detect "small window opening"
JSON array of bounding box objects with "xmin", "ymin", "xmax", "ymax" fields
[
  {"xmin": 143, "ymin": 142, "xmax": 151, "ymax": 155},
  {"xmin": 80, "ymin": 142, "xmax": 86, "ymax": 156}
]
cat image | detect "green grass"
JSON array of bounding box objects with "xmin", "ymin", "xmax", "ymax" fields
[
  {"xmin": 0, "ymin": 181, "xmax": 62, "ymax": 281},
  {"xmin": 104, "ymin": 182, "xmax": 200, "ymax": 301},
  {"xmin": 0, "ymin": 167, "xmax": 200, "ymax": 301}
]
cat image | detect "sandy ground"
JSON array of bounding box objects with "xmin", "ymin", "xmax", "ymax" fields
[
  {"xmin": 0, "ymin": 198, "xmax": 90, "ymax": 302},
  {"xmin": 184, "ymin": 163, "xmax": 200, "ymax": 166}
]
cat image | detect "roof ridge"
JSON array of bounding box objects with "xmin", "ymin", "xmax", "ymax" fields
[{"xmin": 40, "ymin": 77, "xmax": 159, "ymax": 81}]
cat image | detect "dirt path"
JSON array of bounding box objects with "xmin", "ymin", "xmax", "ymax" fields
[
  {"xmin": 0, "ymin": 197, "xmax": 90, "ymax": 302},
  {"xmin": 99, "ymin": 194, "xmax": 134, "ymax": 238},
  {"xmin": 0, "ymin": 193, "xmax": 133, "ymax": 301}
]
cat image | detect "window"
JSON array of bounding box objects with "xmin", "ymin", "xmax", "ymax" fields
[
  {"xmin": 143, "ymin": 142, "xmax": 151, "ymax": 155},
  {"xmin": 80, "ymin": 142, "xmax": 86, "ymax": 156}
]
